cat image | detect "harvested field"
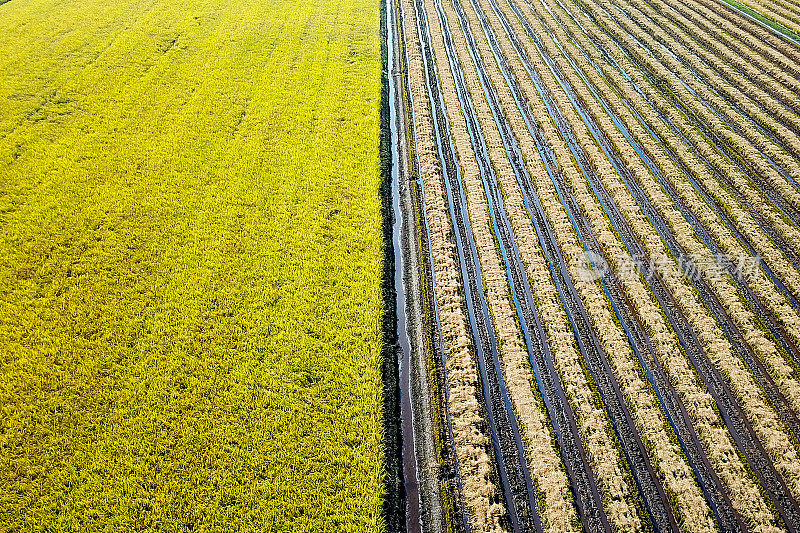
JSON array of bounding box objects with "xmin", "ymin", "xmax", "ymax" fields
[{"xmin": 389, "ymin": 0, "xmax": 800, "ymax": 530}]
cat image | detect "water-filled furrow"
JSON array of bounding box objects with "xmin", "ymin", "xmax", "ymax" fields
[
  {"xmin": 414, "ymin": 0, "xmax": 542, "ymax": 528},
  {"xmin": 495, "ymin": 0, "xmax": 685, "ymax": 529},
  {"xmin": 388, "ymin": 0, "xmax": 424, "ymax": 528},
  {"xmin": 508, "ymin": 0, "xmax": 800, "ymax": 526},
  {"xmin": 410, "ymin": 0, "xmax": 483, "ymax": 527},
  {"xmin": 464, "ymin": 2, "xmax": 626, "ymax": 531},
  {"xmin": 393, "ymin": 2, "xmax": 458, "ymax": 530},
  {"xmin": 521, "ymin": 0, "xmax": 800, "ymax": 444},
  {"xmin": 429, "ymin": 0, "xmax": 546, "ymax": 529},
  {"xmin": 574, "ymin": 0, "xmax": 800, "ymax": 228},
  {"xmin": 411, "ymin": 62, "xmax": 473, "ymax": 533},
  {"xmin": 514, "ymin": 7, "xmax": 748, "ymax": 529}
]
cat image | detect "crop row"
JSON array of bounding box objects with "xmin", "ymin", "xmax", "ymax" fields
[
  {"xmin": 544, "ymin": 0, "xmax": 800, "ymax": 328},
  {"xmin": 544, "ymin": 0, "xmax": 800, "ymax": 356},
  {"xmin": 560, "ymin": 0, "xmax": 796, "ymax": 253},
  {"xmin": 397, "ymin": 0, "xmax": 800, "ymax": 530},
  {"xmin": 533, "ymin": 0, "xmax": 800, "ymax": 462},
  {"xmin": 545, "ymin": 0, "xmax": 800, "ymax": 480},
  {"xmin": 605, "ymin": 0, "xmax": 800, "ymax": 236},
  {"xmin": 632, "ymin": 0, "xmax": 800, "ymax": 128},
  {"xmin": 578, "ymin": 0, "xmax": 800, "ymax": 228},
  {"xmin": 536, "ymin": 0, "xmax": 796, "ymax": 516},
  {"xmin": 401, "ymin": 0, "xmax": 507, "ymax": 528}
]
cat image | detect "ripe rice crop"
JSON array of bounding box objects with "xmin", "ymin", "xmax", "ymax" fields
[
  {"xmin": 9, "ymin": 0, "xmax": 800, "ymax": 528},
  {"xmin": 0, "ymin": 0, "xmax": 386, "ymax": 529}
]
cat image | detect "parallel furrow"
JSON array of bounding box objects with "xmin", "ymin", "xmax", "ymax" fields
[
  {"xmin": 416, "ymin": 0, "xmax": 551, "ymax": 529},
  {"xmin": 518, "ymin": 0, "xmax": 800, "ymax": 453},
  {"xmin": 403, "ymin": 0, "xmax": 506, "ymax": 529},
  {"xmin": 507, "ymin": 0, "xmax": 800, "ymax": 527},
  {"xmin": 478, "ymin": 0, "xmax": 692, "ymax": 528}
]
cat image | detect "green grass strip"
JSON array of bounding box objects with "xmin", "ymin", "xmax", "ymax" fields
[{"xmin": 717, "ymin": 0, "xmax": 800, "ymax": 45}]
